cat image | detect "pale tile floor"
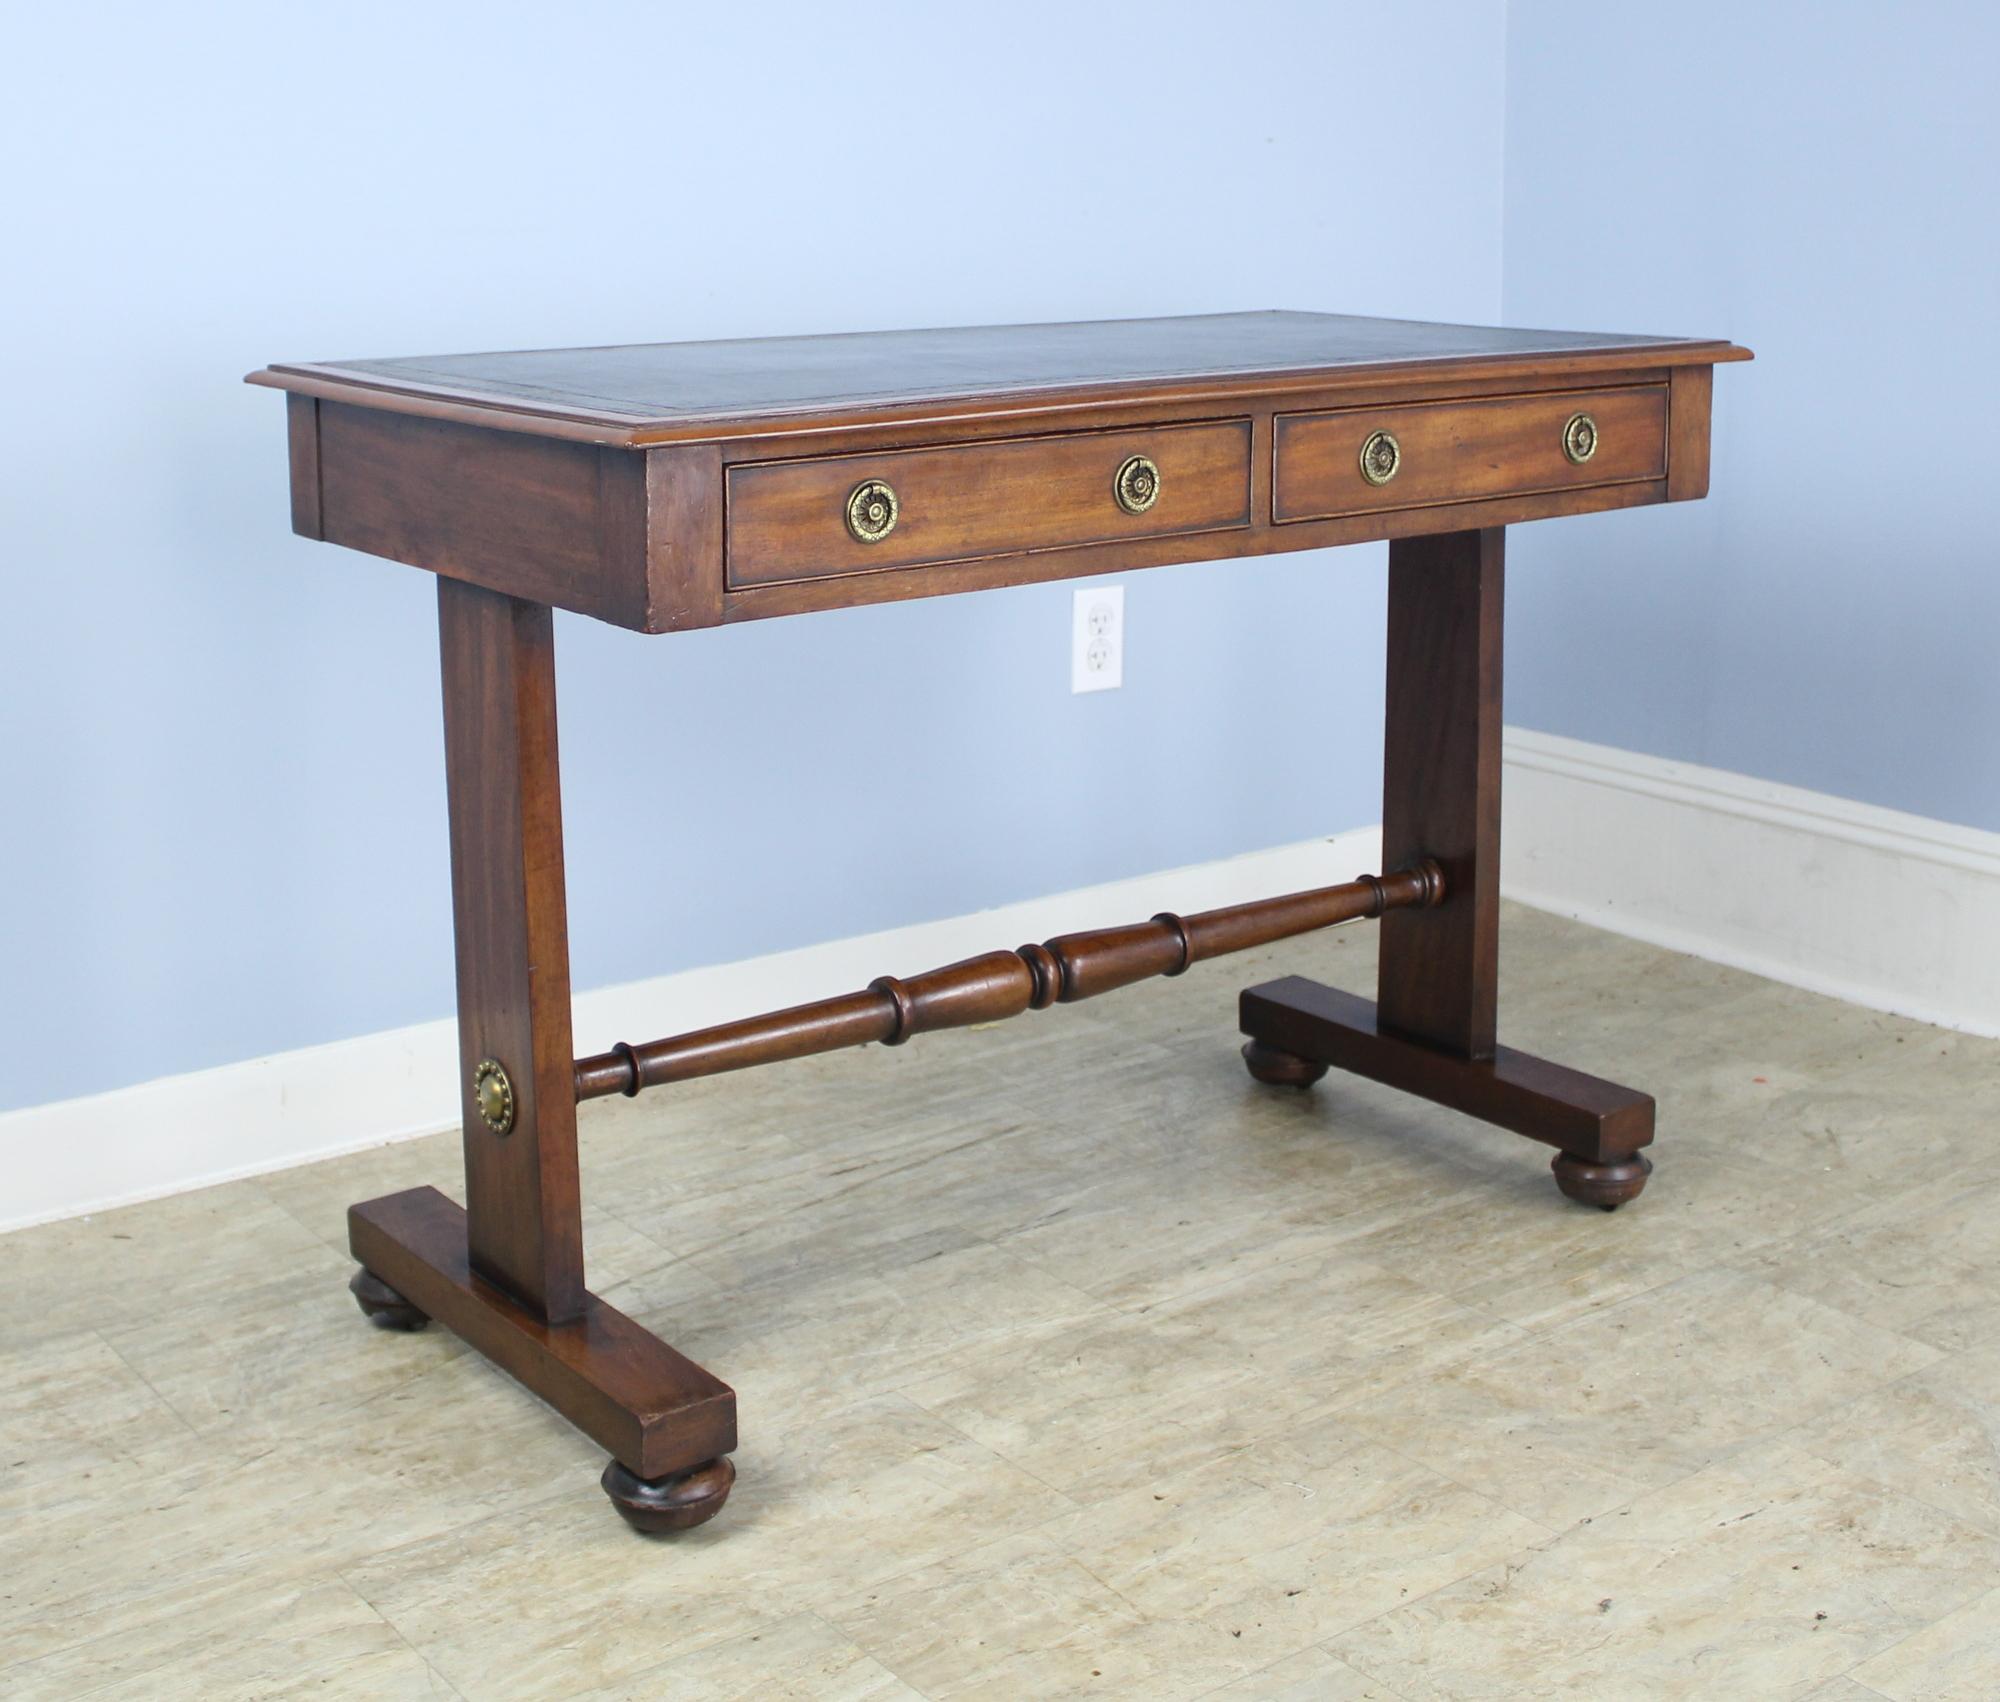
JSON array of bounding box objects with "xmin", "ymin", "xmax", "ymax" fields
[{"xmin": 4, "ymin": 905, "xmax": 1999, "ymax": 1700}]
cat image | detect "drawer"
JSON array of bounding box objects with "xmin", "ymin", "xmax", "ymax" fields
[
  {"xmin": 1272, "ymin": 386, "xmax": 1667, "ymax": 524},
  {"xmin": 726, "ymin": 420, "xmax": 1251, "ymax": 587}
]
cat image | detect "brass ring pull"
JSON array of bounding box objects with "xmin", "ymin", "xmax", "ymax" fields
[
  {"xmin": 1359, "ymin": 429, "xmax": 1400, "ymax": 487},
  {"xmin": 845, "ymin": 479, "xmax": 899, "ymax": 543},
  {"xmin": 1114, "ymin": 455, "xmax": 1161, "ymax": 515},
  {"xmin": 1562, "ymin": 412, "xmax": 1599, "ymax": 465}
]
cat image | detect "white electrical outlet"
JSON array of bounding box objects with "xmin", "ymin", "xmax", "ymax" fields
[{"xmin": 1071, "ymin": 585, "xmax": 1124, "ymax": 693}]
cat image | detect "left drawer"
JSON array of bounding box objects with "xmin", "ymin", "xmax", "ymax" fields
[{"xmin": 725, "ymin": 419, "xmax": 1252, "ymax": 588}]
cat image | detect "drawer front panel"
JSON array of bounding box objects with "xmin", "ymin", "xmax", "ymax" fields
[
  {"xmin": 1272, "ymin": 386, "xmax": 1667, "ymax": 523},
  {"xmin": 727, "ymin": 420, "xmax": 1251, "ymax": 588}
]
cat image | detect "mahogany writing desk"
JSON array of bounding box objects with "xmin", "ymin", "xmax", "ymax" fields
[{"xmin": 249, "ymin": 311, "xmax": 1748, "ymax": 1533}]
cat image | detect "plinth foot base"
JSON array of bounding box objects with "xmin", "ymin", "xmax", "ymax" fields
[
  {"xmin": 602, "ymin": 1455, "xmax": 737, "ymax": 1534},
  {"xmin": 1239, "ymin": 977, "xmax": 1656, "ymax": 1208},
  {"xmin": 346, "ymin": 1187, "xmax": 737, "ymax": 1514},
  {"xmin": 1552, "ymin": 1151, "xmax": 1653, "ymax": 1210},
  {"xmin": 1241, "ymin": 1038, "xmax": 1329, "ymax": 1089},
  {"xmin": 350, "ymin": 1267, "xmax": 429, "ymax": 1331}
]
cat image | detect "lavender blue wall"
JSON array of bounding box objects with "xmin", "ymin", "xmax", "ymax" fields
[
  {"xmin": 0, "ymin": 2, "xmax": 1506, "ymax": 1113},
  {"xmin": 1503, "ymin": 2, "xmax": 2000, "ymax": 831}
]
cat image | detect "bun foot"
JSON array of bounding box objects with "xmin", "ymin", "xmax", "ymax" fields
[
  {"xmin": 1242, "ymin": 1039, "xmax": 1328, "ymax": 1089},
  {"xmin": 602, "ymin": 1455, "xmax": 736, "ymax": 1534},
  {"xmin": 349, "ymin": 1267, "xmax": 429, "ymax": 1331},
  {"xmin": 1552, "ymin": 1151, "xmax": 1653, "ymax": 1210}
]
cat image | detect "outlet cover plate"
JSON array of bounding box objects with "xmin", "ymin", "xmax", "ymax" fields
[{"xmin": 1072, "ymin": 585, "xmax": 1124, "ymax": 693}]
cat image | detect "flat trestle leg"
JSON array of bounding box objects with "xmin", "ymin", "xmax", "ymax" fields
[
  {"xmin": 1239, "ymin": 528, "xmax": 1655, "ymax": 1205},
  {"xmin": 343, "ymin": 582, "xmax": 736, "ymax": 1531}
]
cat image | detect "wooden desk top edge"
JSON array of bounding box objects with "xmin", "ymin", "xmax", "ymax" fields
[{"xmin": 249, "ymin": 309, "xmax": 1752, "ymax": 448}]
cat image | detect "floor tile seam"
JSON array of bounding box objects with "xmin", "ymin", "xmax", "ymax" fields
[
  {"xmin": 0, "ymin": 1561, "xmax": 407, "ymax": 1696},
  {"xmin": 340, "ymin": 1552, "xmax": 722, "ymax": 1702},
  {"xmin": 88, "ymin": 1323, "xmax": 211, "ymax": 1448},
  {"xmin": 1771, "ymin": 1404, "xmax": 2000, "ymax": 1549},
  {"xmin": 971, "ymin": 1431, "xmax": 1558, "ymax": 1666},
  {"xmin": 652, "ymin": 1128, "xmax": 1031, "ymax": 1273},
  {"xmin": 249, "ymin": 1168, "xmax": 398, "ymax": 1255},
  {"xmin": 1017, "ymin": 1219, "xmax": 1518, "ymax": 1326},
  {"xmin": 791, "ymin": 1605, "xmax": 939, "ymax": 1701},
  {"xmin": 1185, "ymin": 1640, "xmax": 1420, "ymax": 1702},
  {"xmin": 1349, "ymin": 1427, "xmax": 1569, "ymax": 1547},
  {"xmin": 334, "ymin": 1541, "xmax": 645, "ymax": 1699},
  {"xmin": 327, "ymin": 1475, "xmax": 585, "ymax": 1597},
  {"xmin": 349, "ymin": 1566, "xmax": 475, "ymax": 1697},
  {"xmin": 1833, "ymin": 1577, "xmax": 2000, "ymax": 1698},
  {"xmin": 868, "ymin": 1389, "xmax": 1086, "ymax": 1511},
  {"xmin": 614, "ymin": 1608, "xmax": 939, "ymax": 1702},
  {"xmin": 824, "ymin": 1313, "xmax": 1141, "ymax": 1404},
  {"xmin": 801, "ymin": 1400, "xmax": 1094, "ymax": 1629},
  {"xmin": 1378, "ymin": 1419, "xmax": 2000, "ymax": 1611},
  {"xmin": 1313, "ymin": 1537, "xmax": 1568, "ymax": 1694},
  {"xmin": 1060, "ymin": 1537, "xmax": 1402, "ymax": 1684},
  {"xmin": 1720, "ymin": 1244, "xmax": 2000, "ymax": 1350},
  {"xmin": 263, "ymin": 1576, "xmax": 470, "ymax": 1699},
  {"xmin": 645, "ymin": 1233, "xmax": 1116, "ymax": 1367},
  {"xmin": 1450, "ymin": 1254, "xmax": 1953, "ymax": 1397},
  {"xmin": 580, "ymin": 1187, "xmax": 719, "ymax": 1259},
  {"xmin": 1442, "ymin": 1257, "xmax": 1712, "ymax": 1348},
  {"xmin": 1260, "ymin": 1313, "xmax": 1575, "ymax": 1430},
  {"xmin": 1426, "ymin": 1440, "xmax": 1729, "ymax": 1549},
  {"xmin": 1776, "ymin": 1360, "xmax": 2000, "ymax": 1520},
  {"xmin": 40, "ymin": 1643, "xmax": 191, "ymax": 1702}
]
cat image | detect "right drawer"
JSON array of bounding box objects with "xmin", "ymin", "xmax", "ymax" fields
[{"xmin": 1272, "ymin": 385, "xmax": 1668, "ymax": 523}]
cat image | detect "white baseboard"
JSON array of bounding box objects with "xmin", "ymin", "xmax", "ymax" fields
[
  {"xmin": 15, "ymin": 736, "xmax": 1992, "ymax": 1237},
  {"xmin": 0, "ymin": 827, "xmax": 1382, "ymax": 1233},
  {"xmin": 1502, "ymin": 727, "xmax": 2000, "ymax": 1040}
]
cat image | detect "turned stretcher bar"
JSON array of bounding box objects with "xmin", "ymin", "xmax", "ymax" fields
[{"xmin": 573, "ymin": 859, "xmax": 1446, "ymax": 1103}]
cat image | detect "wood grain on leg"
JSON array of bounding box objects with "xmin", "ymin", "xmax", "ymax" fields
[
  {"xmin": 1377, "ymin": 526, "xmax": 1504, "ymax": 1058},
  {"xmin": 437, "ymin": 580, "xmax": 585, "ymax": 1322}
]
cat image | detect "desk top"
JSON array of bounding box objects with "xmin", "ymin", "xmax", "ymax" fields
[
  {"xmin": 258, "ymin": 309, "xmax": 1747, "ymax": 632},
  {"xmin": 250, "ymin": 310, "xmax": 1746, "ymax": 446}
]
